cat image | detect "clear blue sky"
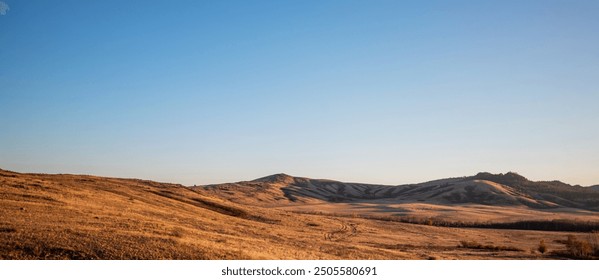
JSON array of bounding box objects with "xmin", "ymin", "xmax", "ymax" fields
[{"xmin": 1, "ymin": 0, "xmax": 598, "ymax": 186}]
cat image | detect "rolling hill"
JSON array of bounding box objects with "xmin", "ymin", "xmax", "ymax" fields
[
  {"xmin": 197, "ymin": 172, "xmax": 599, "ymax": 210},
  {"xmin": 195, "ymin": 172, "xmax": 599, "ymax": 224}
]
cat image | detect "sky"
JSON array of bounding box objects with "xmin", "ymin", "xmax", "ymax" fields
[{"xmin": 1, "ymin": 0, "xmax": 598, "ymax": 186}]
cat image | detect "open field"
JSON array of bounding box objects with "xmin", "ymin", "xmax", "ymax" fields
[{"xmin": 1, "ymin": 169, "xmax": 598, "ymax": 259}]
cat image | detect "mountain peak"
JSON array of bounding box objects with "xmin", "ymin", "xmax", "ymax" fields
[
  {"xmin": 503, "ymin": 171, "xmax": 528, "ymax": 181},
  {"xmin": 472, "ymin": 172, "xmax": 529, "ymax": 186},
  {"xmin": 252, "ymin": 173, "xmax": 296, "ymax": 184}
]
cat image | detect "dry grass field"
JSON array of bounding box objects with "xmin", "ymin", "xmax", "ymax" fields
[{"xmin": 1, "ymin": 168, "xmax": 598, "ymax": 259}]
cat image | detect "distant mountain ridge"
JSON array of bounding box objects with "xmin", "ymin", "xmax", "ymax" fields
[{"xmin": 197, "ymin": 172, "xmax": 599, "ymax": 211}]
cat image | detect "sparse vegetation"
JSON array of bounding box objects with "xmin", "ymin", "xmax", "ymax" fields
[
  {"xmin": 296, "ymin": 211, "xmax": 599, "ymax": 233},
  {"xmin": 538, "ymin": 240, "xmax": 547, "ymax": 254},
  {"xmin": 170, "ymin": 227, "xmax": 185, "ymax": 238},
  {"xmin": 458, "ymin": 240, "xmax": 523, "ymax": 252},
  {"xmin": 0, "ymin": 227, "xmax": 17, "ymax": 233},
  {"xmin": 553, "ymin": 234, "xmax": 599, "ymax": 259}
]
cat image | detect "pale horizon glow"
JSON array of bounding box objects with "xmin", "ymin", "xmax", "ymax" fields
[{"xmin": 1, "ymin": 1, "xmax": 598, "ymax": 186}]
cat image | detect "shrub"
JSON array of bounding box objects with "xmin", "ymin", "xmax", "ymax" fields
[
  {"xmin": 538, "ymin": 240, "xmax": 547, "ymax": 254},
  {"xmin": 589, "ymin": 232, "xmax": 599, "ymax": 255},
  {"xmin": 564, "ymin": 235, "xmax": 593, "ymax": 258},
  {"xmin": 458, "ymin": 240, "xmax": 522, "ymax": 252},
  {"xmin": 170, "ymin": 227, "xmax": 185, "ymax": 238}
]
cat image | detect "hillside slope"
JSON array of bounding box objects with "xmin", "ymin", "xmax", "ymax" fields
[
  {"xmin": 1, "ymin": 169, "xmax": 376, "ymax": 259},
  {"xmin": 197, "ymin": 172, "xmax": 599, "ymax": 211}
]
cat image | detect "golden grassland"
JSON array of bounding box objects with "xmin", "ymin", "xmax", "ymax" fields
[{"xmin": 1, "ymin": 169, "xmax": 597, "ymax": 259}]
